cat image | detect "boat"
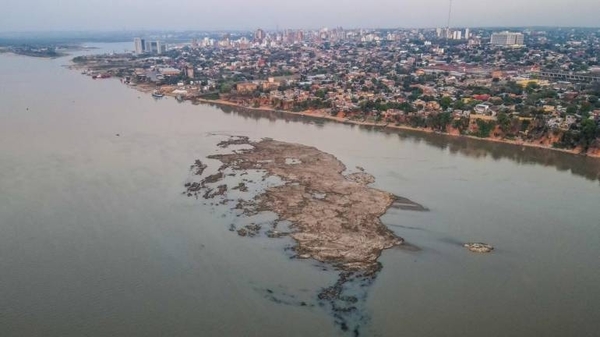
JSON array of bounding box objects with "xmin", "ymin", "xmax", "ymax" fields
[
  {"xmin": 152, "ymin": 90, "xmax": 164, "ymax": 98},
  {"xmin": 92, "ymin": 73, "xmax": 111, "ymax": 79}
]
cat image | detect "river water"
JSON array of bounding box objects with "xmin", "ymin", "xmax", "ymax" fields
[{"xmin": 1, "ymin": 43, "xmax": 599, "ymax": 337}]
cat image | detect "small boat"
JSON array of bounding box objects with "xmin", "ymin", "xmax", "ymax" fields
[
  {"xmin": 92, "ymin": 73, "xmax": 111, "ymax": 79},
  {"xmin": 152, "ymin": 90, "xmax": 164, "ymax": 98}
]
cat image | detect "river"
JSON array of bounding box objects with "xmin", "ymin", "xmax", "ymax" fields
[{"xmin": 0, "ymin": 43, "xmax": 599, "ymax": 337}]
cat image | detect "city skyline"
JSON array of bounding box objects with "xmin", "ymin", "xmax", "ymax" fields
[{"xmin": 2, "ymin": 0, "xmax": 600, "ymax": 32}]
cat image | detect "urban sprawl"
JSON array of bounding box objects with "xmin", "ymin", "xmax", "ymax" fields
[{"xmin": 74, "ymin": 27, "xmax": 600, "ymax": 156}]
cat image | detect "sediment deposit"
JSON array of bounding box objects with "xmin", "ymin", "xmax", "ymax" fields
[{"xmin": 184, "ymin": 136, "xmax": 428, "ymax": 334}]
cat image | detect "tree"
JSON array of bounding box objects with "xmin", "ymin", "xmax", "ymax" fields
[
  {"xmin": 452, "ymin": 117, "xmax": 470, "ymax": 134},
  {"xmin": 580, "ymin": 119, "xmax": 599, "ymax": 150},
  {"xmin": 502, "ymin": 96, "xmax": 515, "ymax": 105},
  {"xmin": 580, "ymin": 102, "xmax": 593, "ymax": 115},
  {"xmin": 408, "ymin": 88, "xmax": 423, "ymax": 101},
  {"xmin": 475, "ymin": 120, "xmax": 496, "ymax": 138},
  {"xmin": 429, "ymin": 112, "xmax": 453, "ymax": 132},
  {"xmin": 440, "ymin": 96, "xmax": 453, "ymax": 110},
  {"xmin": 497, "ymin": 112, "xmax": 513, "ymax": 135},
  {"xmin": 526, "ymin": 81, "xmax": 540, "ymax": 94},
  {"xmin": 219, "ymin": 83, "xmax": 232, "ymax": 93},
  {"xmin": 453, "ymin": 99, "xmax": 466, "ymax": 110},
  {"xmin": 566, "ymin": 105, "xmax": 578, "ymax": 115}
]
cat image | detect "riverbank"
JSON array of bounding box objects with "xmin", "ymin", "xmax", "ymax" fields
[
  {"xmin": 187, "ymin": 96, "xmax": 600, "ymax": 159},
  {"xmin": 74, "ymin": 69, "xmax": 599, "ymax": 159}
]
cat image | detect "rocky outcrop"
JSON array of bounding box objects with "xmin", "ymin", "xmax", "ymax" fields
[
  {"xmin": 183, "ymin": 136, "xmax": 429, "ymax": 335},
  {"xmin": 203, "ymin": 137, "xmax": 403, "ymax": 271},
  {"xmin": 464, "ymin": 242, "xmax": 494, "ymax": 253}
]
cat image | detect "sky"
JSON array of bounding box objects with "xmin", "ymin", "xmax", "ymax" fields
[{"xmin": 1, "ymin": 0, "xmax": 599, "ymax": 32}]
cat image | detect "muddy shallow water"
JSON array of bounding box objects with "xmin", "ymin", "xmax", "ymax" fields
[{"xmin": 0, "ymin": 43, "xmax": 599, "ymax": 337}]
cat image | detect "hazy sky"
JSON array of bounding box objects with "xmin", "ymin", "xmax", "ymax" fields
[{"xmin": 2, "ymin": 0, "xmax": 599, "ymax": 32}]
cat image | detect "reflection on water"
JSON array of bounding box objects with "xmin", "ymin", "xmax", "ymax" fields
[
  {"xmin": 211, "ymin": 103, "xmax": 600, "ymax": 182},
  {"xmin": 391, "ymin": 128, "xmax": 600, "ymax": 182}
]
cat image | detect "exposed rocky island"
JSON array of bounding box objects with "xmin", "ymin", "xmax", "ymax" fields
[
  {"xmin": 464, "ymin": 242, "xmax": 494, "ymax": 253},
  {"xmin": 184, "ymin": 136, "xmax": 427, "ymax": 334}
]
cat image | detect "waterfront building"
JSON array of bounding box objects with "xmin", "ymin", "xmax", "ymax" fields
[
  {"xmin": 143, "ymin": 40, "xmax": 165, "ymax": 54},
  {"xmin": 134, "ymin": 37, "xmax": 146, "ymax": 54}
]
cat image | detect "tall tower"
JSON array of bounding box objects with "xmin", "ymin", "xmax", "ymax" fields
[
  {"xmin": 446, "ymin": 0, "xmax": 453, "ymax": 39},
  {"xmin": 254, "ymin": 28, "xmax": 266, "ymax": 43},
  {"xmin": 134, "ymin": 37, "xmax": 145, "ymax": 54}
]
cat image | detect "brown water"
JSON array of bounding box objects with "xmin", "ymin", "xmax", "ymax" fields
[{"xmin": 1, "ymin": 43, "xmax": 599, "ymax": 337}]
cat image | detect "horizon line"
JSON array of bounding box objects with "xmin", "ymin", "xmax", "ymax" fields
[{"xmin": 1, "ymin": 25, "xmax": 600, "ymax": 35}]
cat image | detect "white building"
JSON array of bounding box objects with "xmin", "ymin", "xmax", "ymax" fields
[
  {"xmin": 134, "ymin": 37, "xmax": 145, "ymax": 54},
  {"xmin": 436, "ymin": 28, "xmax": 443, "ymax": 38},
  {"xmin": 144, "ymin": 40, "xmax": 166, "ymax": 54},
  {"xmin": 491, "ymin": 32, "xmax": 525, "ymax": 46}
]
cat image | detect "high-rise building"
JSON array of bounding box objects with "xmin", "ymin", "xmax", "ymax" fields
[
  {"xmin": 134, "ymin": 37, "xmax": 146, "ymax": 54},
  {"xmin": 143, "ymin": 40, "xmax": 164, "ymax": 54},
  {"xmin": 254, "ymin": 29, "xmax": 266, "ymax": 43},
  {"xmin": 464, "ymin": 28, "xmax": 470, "ymax": 39},
  {"xmin": 491, "ymin": 32, "xmax": 525, "ymax": 46},
  {"xmin": 453, "ymin": 31, "xmax": 462, "ymax": 40}
]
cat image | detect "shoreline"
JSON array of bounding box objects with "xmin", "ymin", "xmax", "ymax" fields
[
  {"xmin": 188, "ymin": 96, "xmax": 600, "ymax": 159},
  {"xmin": 70, "ymin": 68, "xmax": 598, "ymax": 159}
]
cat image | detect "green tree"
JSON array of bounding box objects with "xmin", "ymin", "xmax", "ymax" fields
[
  {"xmin": 453, "ymin": 99, "xmax": 466, "ymax": 110},
  {"xmin": 497, "ymin": 112, "xmax": 513, "ymax": 135},
  {"xmin": 580, "ymin": 119, "xmax": 599, "ymax": 150},
  {"xmin": 475, "ymin": 120, "xmax": 496, "ymax": 138},
  {"xmin": 219, "ymin": 83, "xmax": 232, "ymax": 93},
  {"xmin": 440, "ymin": 96, "xmax": 453, "ymax": 110},
  {"xmin": 452, "ymin": 117, "xmax": 470, "ymax": 134},
  {"xmin": 525, "ymin": 82, "xmax": 540, "ymax": 94}
]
